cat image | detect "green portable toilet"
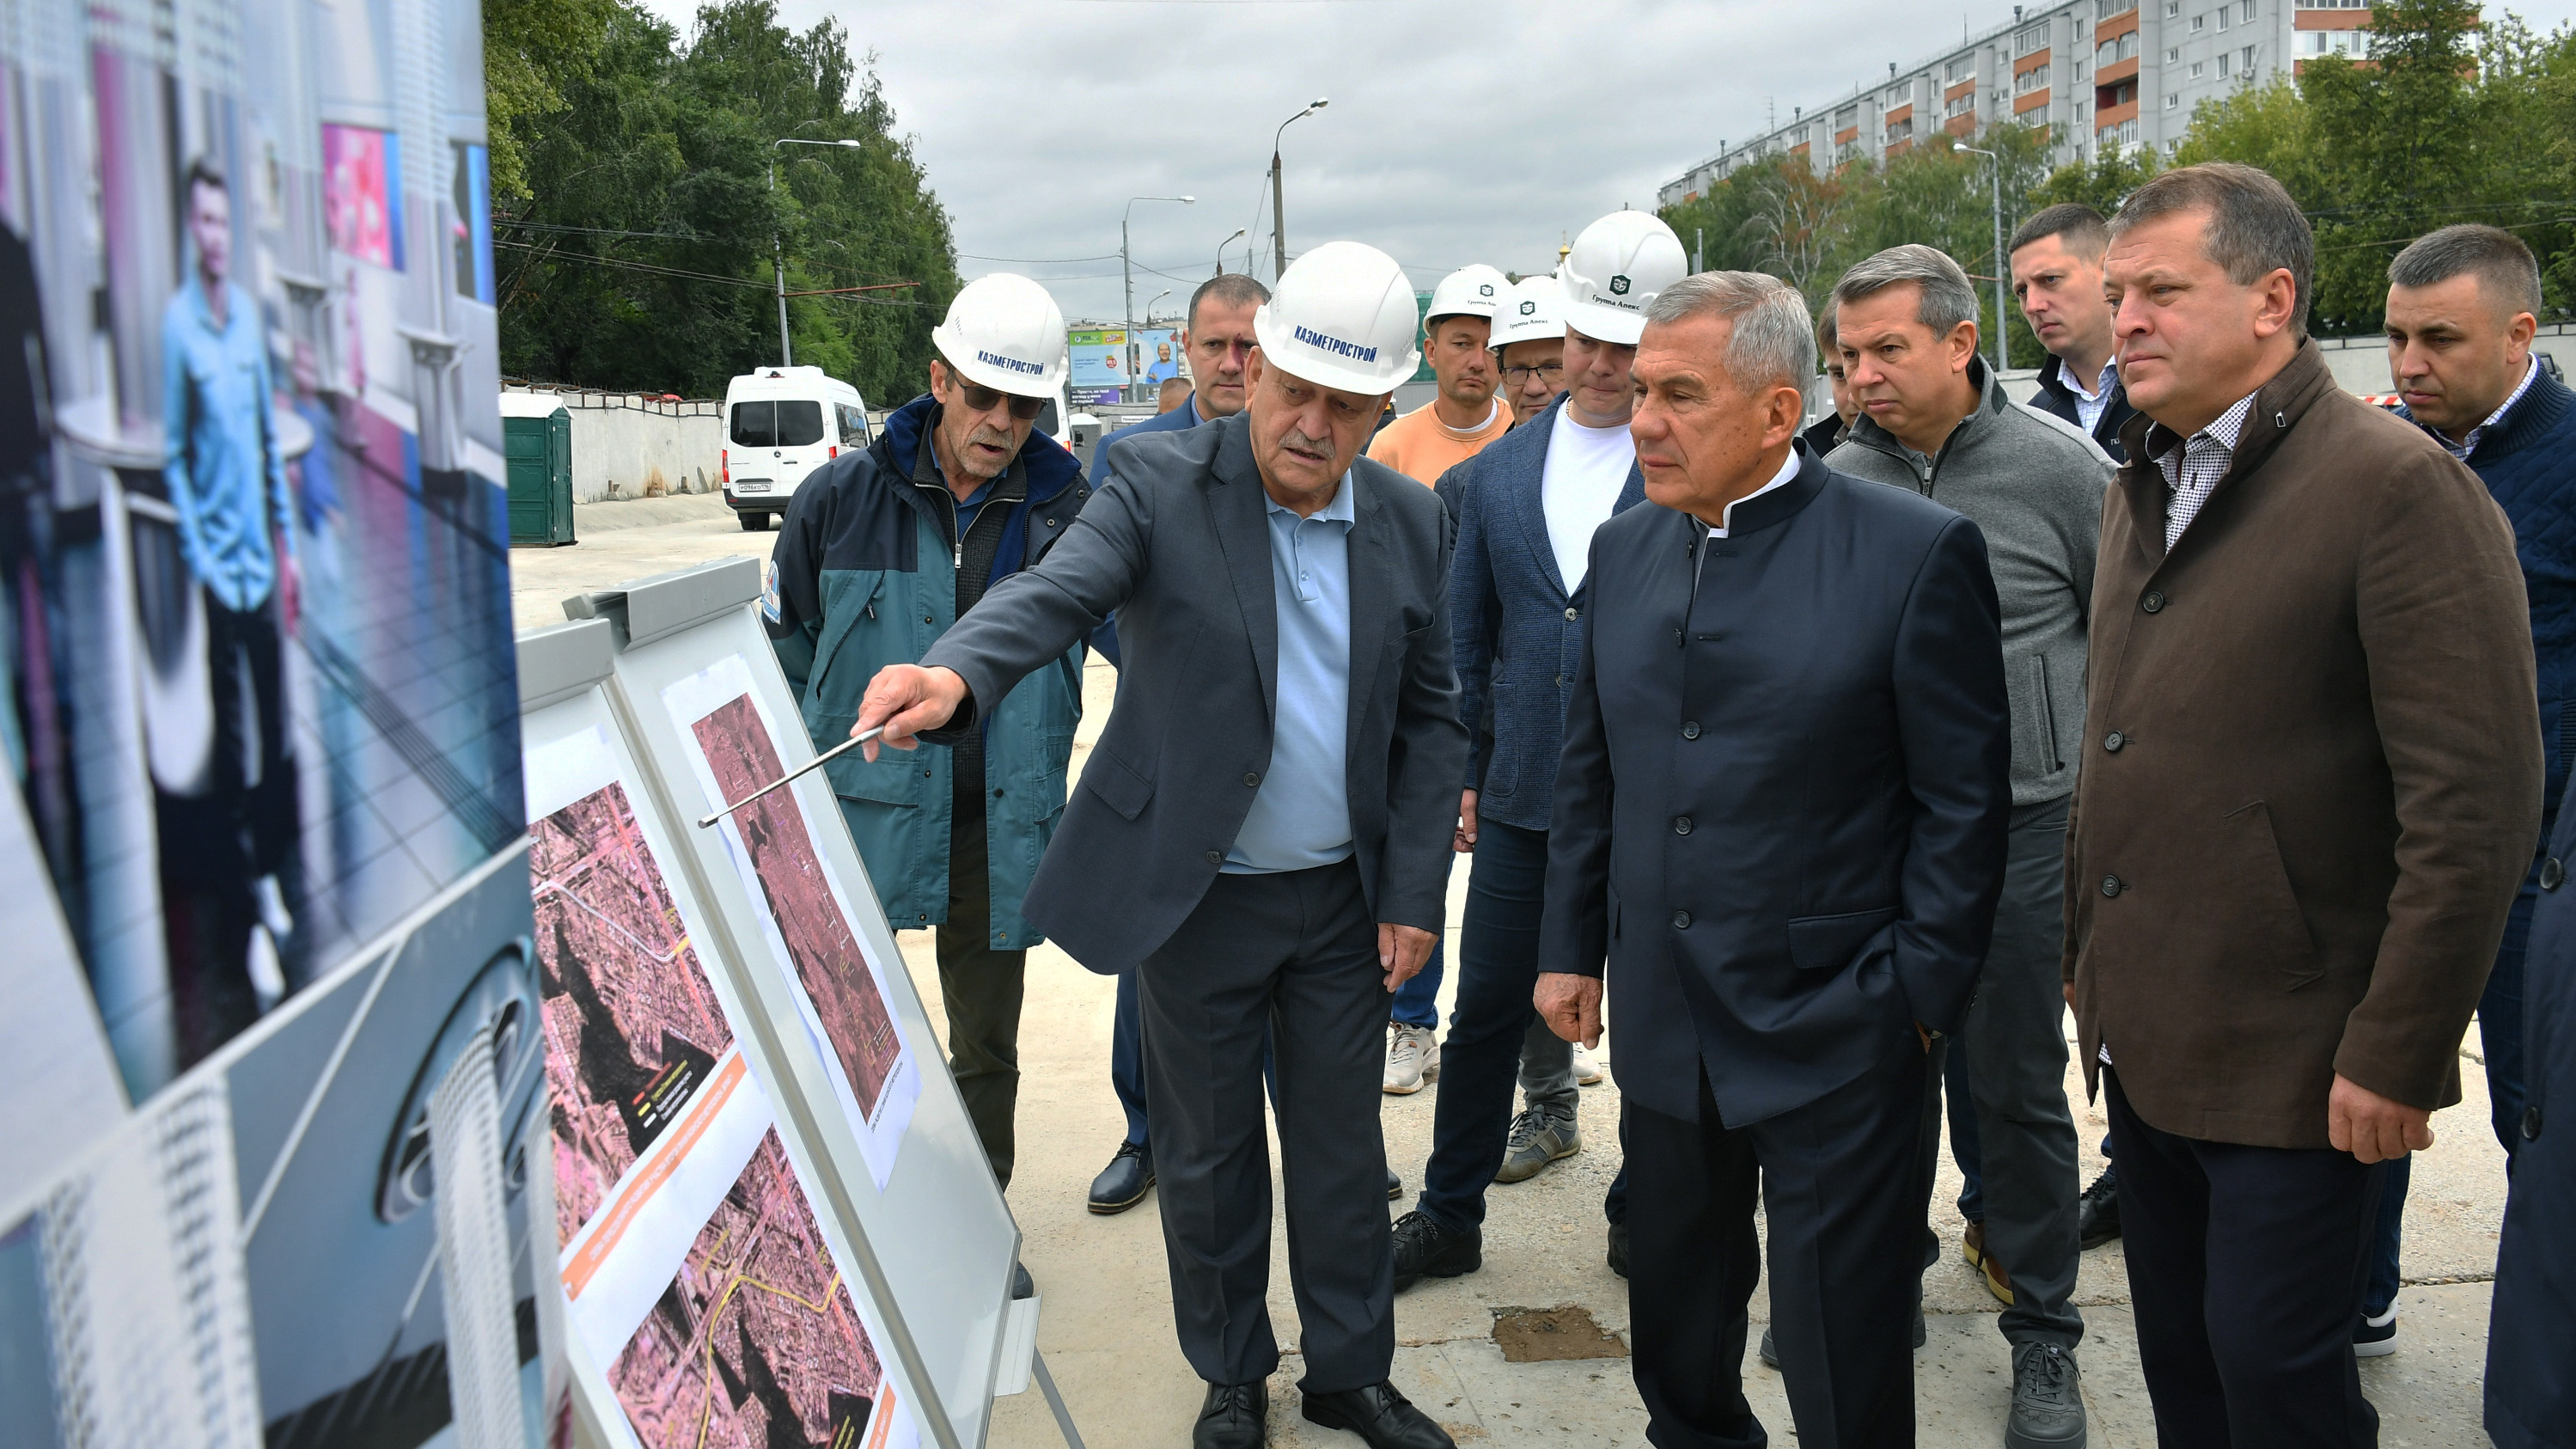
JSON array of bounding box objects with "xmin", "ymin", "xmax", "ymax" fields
[{"xmin": 501, "ymin": 394, "xmax": 575, "ymax": 545}]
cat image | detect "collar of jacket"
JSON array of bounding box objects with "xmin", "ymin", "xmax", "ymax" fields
[
  {"xmin": 1843, "ymin": 353, "xmax": 2009, "ymax": 476},
  {"xmin": 1677, "ymin": 438, "xmax": 1830, "ymax": 547},
  {"xmin": 2033, "ymin": 351, "xmax": 2078, "ymax": 404},
  {"xmin": 2403, "ymin": 362, "xmax": 2574, "ymax": 466},
  {"xmin": 2113, "ymin": 338, "xmax": 2334, "ymax": 559},
  {"xmin": 875, "ymin": 390, "xmax": 1084, "ymax": 510}
]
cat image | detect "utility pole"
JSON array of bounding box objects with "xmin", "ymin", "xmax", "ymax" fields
[
  {"xmin": 1124, "ymin": 195, "xmax": 1193, "ymax": 392},
  {"xmin": 1694, "ymin": 227, "xmax": 1705, "ymax": 274},
  {"xmin": 769, "ymin": 135, "xmax": 865, "ymax": 369},
  {"xmin": 1270, "ymin": 98, "xmax": 1328, "ymax": 280},
  {"xmin": 1959, "ymin": 145, "xmax": 2009, "ymax": 373}
]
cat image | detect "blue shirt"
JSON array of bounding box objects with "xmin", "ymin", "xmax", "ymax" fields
[
  {"xmin": 1224, "ymin": 473, "xmax": 1355, "ymax": 872},
  {"xmin": 163, "ymin": 275, "xmax": 293, "ymax": 613}
]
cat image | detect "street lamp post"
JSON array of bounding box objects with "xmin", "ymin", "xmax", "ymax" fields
[
  {"xmin": 1958, "ymin": 144, "xmax": 2010, "ymax": 374},
  {"xmin": 770, "ymin": 136, "xmax": 865, "ymax": 366},
  {"xmin": 1216, "ymin": 228, "xmax": 1247, "ymax": 277},
  {"xmin": 1270, "ymin": 98, "xmax": 1328, "ymax": 281},
  {"xmin": 1124, "ymin": 194, "xmax": 1194, "ymax": 394}
]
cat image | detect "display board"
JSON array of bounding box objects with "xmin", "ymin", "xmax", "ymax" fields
[
  {"xmin": 534, "ymin": 564, "xmax": 1030, "ymax": 1449},
  {"xmin": 517, "ymin": 619, "xmax": 929, "ymax": 1449},
  {"xmin": 0, "ymin": 0, "xmax": 548, "ymax": 1443}
]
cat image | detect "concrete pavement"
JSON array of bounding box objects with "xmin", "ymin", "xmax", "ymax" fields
[{"xmin": 516, "ymin": 500, "xmax": 2512, "ymax": 1449}]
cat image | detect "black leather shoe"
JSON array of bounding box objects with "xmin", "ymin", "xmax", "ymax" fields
[
  {"xmin": 2077, "ymin": 1166, "xmax": 2121, "ymax": 1249},
  {"xmin": 1607, "ymin": 1221, "xmax": 1629, "ymax": 1279},
  {"xmin": 1387, "ymin": 1167, "xmax": 1403, "ymax": 1200},
  {"xmin": 1194, "ymin": 1382, "xmax": 1267, "ymax": 1449},
  {"xmin": 1088, "ymin": 1141, "xmax": 1154, "ymax": 1214},
  {"xmin": 1391, "ymin": 1210, "xmax": 1481, "ymax": 1292},
  {"xmin": 1302, "ymin": 1381, "xmax": 1454, "ymax": 1449}
]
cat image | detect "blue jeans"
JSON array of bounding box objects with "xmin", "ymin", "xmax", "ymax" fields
[
  {"xmin": 2363, "ymin": 869, "xmax": 2534, "ymax": 1316},
  {"xmin": 1391, "ymin": 938, "xmax": 1445, "ymax": 1028}
]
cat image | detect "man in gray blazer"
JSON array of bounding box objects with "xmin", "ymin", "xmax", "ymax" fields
[{"xmin": 852, "ymin": 242, "xmax": 1468, "ymax": 1449}]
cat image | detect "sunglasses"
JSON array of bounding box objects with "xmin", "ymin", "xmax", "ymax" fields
[{"xmin": 954, "ymin": 379, "xmax": 1047, "ymax": 421}]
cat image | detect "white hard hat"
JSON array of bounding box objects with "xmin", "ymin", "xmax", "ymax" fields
[
  {"xmin": 1488, "ymin": 275, "xmax": 1566, "ymax": 352},
  {"xmin": 931, "ymin": 272, "xmax": 1066, "ymax": 396},
  {"xmin": 1425, "ymin": 264, "xmax": 1511, "ymax": 324},
  {"xmin": 1560, "ymin": 211, "xmax": 1688, "ymax": 346},
  {"xmin": 1251, "ymin": 241, "xmax": 1422, "ymax": 395}
]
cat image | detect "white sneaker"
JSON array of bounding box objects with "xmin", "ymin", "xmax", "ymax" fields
[
  {"xmin": 1571, "ymin": 1042, "xmax": 1604, "ymax": 1085},
  {"xmin": 1383, "ymin": 1024, "xmax": 1440, "ymax": 1094}
]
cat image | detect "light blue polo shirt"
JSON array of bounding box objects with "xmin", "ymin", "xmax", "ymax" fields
[{"xmin": 1224, "ymin": 472, "xmax": 1355, "ymax": 873}]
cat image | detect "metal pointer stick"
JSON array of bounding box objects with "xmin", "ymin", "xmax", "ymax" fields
[{"xmin": 696, "ymin": 725, "xmax": 883, "ymax": 828}]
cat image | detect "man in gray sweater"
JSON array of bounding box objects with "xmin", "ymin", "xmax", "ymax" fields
[{"xmin": 1827, "ymin": 244, "xmax": 2110, "ymax": 1449}]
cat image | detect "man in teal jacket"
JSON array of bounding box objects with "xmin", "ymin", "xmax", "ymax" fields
[{"xmin": 766, "ymin": 276, "xmax": 1091, "ymax": 1238}]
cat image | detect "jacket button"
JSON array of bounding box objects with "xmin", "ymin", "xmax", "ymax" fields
[
  {"xmin": 1682, "ymin": 722, "xmax": 1700, "ymax": 739},
  {"xmin": 2140, "ymin": 590, "xmax": 2165, "ymax": 614},
  {"xmin": 2545, "ymin": 858, "xmax": 2567, "ymax": 891},
  {"xmin": 1206, "ymin": 850, "xmax": 1224, "ymax": 865},
  {"xmin": 2104, "ymin": 731, "xmax": 2125, "ymax": 752},
  {"xmin": 2525, "ymin": 1105, "xmax": 2544, "ymax": 1140},
  {"xmin": 2101, "ymin": 875, "xmax": 2124, "ymax": 897},
  {"xmin": 1674, "ymin": 816, "xmax": 1693, "ymax": 835},
  {"xmin": 1565, "ymin": 606, "xmax": 1579, "ymax": 621},
  {"xmin": 1671, "ymin": 911, "xmax": 1692, "ymax": 929},
  {"xmin": 1244, "ymin": 773, "xmax": 1261, "ymax": 788},
  {"xmin": 1556, "ymin": 675, "xmax": 1566, "ymax": 687}
]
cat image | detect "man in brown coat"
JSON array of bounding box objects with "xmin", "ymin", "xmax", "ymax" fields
[{"xmin": 2066, "ymin": 162, "xmax": 2540, "ymax": 1446}]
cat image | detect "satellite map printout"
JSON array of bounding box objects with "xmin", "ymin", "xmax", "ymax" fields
[
  {"xmin": 534, "ymin": 778, "xmax": 737, "ymax": 1247},
  {"xmin": 607, "ymin": 1129, "xmax": 909, "ymax": 1449}
]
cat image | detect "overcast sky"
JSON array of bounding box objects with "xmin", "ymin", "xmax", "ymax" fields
[{"xmin": 630, "ymin": 0, "xmax": 2575, "ymax": 327}]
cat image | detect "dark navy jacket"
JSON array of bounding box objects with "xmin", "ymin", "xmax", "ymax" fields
[
  {"xmin": 1438, "ymin": 395, "xmax": 1647, "ymax": 833},
  {"xmin": 2488, "ymin": 764, "xmax": 2576, "ymax": 1448},
  {"xmin": 2028, "ymin": 352, "xmax": 2138, "ymax": 463},
  {"xmin": 766, "ymin": 393, "xmax": 1092, "ymax": 944},
  {"xmin": 1539, "ymin": 445, "xmax": 2011, "ymax": 1125}
]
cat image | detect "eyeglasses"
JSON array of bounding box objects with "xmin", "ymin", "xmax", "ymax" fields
[
  {"xmin": 955, "ymin": 380, "xmax": 1047, "ymax": 421},
  {"xmin": 1502, "ymin": 362, "xmax": 1566, "ymax": 386}
]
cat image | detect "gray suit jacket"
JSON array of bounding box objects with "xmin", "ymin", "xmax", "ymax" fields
[{"xmin": 922, "ymin": 411, "xmax": 1468, "ymax": 974}]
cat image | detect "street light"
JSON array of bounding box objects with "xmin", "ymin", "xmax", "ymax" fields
[
  {"xmin": 1957, "ymin": 144, "xmax": 2010, "ymax": 374},
  {"xmin": 1125, "ymin": 195, "xmax": 1194, "ymax": 393},
  {"xmin": 1215, "ymin": 228, "xmax": 1247, "ymax": 277},
  {"xmin": 1145, "ymin": 289, "xmax": 1173, "ymax": 324},
  {"xmin": 770, "ymin": 136, "xmax": 864, "ymax": 365},
  {"xmin": 1270, "ymin": 97, "xmax": 1328, "ymax": 280}
]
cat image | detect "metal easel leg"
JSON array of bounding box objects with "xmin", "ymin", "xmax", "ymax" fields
[{"xmin": 1031, "ymin": 1352, "xmax": 1087, "ymax": 1449}]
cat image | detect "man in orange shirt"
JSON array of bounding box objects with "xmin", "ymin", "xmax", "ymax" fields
[{"xmin": 1368, "ymin": 266, "xmax": 1511, "ymax": 490}]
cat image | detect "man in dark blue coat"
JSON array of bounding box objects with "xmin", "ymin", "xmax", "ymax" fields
[
  {"xmin": 2369, "ymin": 224, "xmax": 2576, "ymax": 1360},
  {"xmin": 1083, "ymin": 272, "xmax": 1268, "ymax": 1215},
  {"xmin": 2489, "ymin": 767, "xmax": 2576, "ymax": 1448},
  {"xmin": 1537, "ymin": 272, "xmax": 2011, "ymax": 1448}
]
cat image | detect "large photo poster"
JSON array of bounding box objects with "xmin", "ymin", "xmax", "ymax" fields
[{"xmin": 0, "ymin": 0, "xmax": 541, "ymax": 1443}]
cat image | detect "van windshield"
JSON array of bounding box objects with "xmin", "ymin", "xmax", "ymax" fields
[{"xmin": 730, "ymin": 399, "xmax": 827, "ymax": 448}]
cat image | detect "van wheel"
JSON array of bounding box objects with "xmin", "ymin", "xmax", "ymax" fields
[{"xmin": 740, "ymin": 511, "xmax": 771, "ymax": 532}]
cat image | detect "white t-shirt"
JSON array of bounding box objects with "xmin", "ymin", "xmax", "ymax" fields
[{"xmin": 1541, "ymin": 411, "xmax": 1637, "ymax": 591}]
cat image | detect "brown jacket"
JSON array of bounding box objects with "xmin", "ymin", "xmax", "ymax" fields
[{"xmin": 2063, "ymin": 340, "xmax": 2540, "ymax": 1150}]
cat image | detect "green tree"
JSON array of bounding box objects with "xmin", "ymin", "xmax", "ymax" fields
[
  {"xmin": 483, "ymin": 0, "xmax": 616, "ymax": 200},
  {"xmin": 2030, "ymin": 145, "xmax": 2162, "ymax": 217},
  {"xmin": 497, "ymin": 1, "xmax": 960, "ymax": 403}
]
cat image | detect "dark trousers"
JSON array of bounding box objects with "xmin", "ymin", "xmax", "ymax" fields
[
  {"xmin": 1419, "ymin": 819, "xmax": 1579, "ymax": 1231},
  {"xmin": 2365, "ymin": 872, "xmax": 2532, "ymax": 1314},
  {"xmin": 2106, "ymin": 1069, "xmax": 2387, "ymax": 1448},
  {"xmin": 1139, "ymin": 859, "xmax": 1393, "ymax": 1392},
  {"xmin": 1627, "ymin": 1032, "xmax": 1928, "ymax": 1449},
  {"xmin": 938, "ymin": 791, "xmax": 1027, "ymax": 1189},
  {"xmin": 1915, "ymin": 797, "xmax": 2083, "ymax": 1348}
]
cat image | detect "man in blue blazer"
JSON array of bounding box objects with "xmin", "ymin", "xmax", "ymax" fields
[
  {"xmin": 1538, "ymin": 272, "xmax": 2011, "ymax": 1448},
  {"xmin": 1083, "ymin": 272, "xmax": 1268, "ymax": 1216}
]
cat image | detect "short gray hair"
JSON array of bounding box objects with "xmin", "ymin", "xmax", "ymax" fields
[
  {"xmin": 1641, "ymin": 271, "xmax": 1816, "ymax": 394},
  {"xmin": 1831, "ymin": 245, "xmax": 1980, "ymax": 341},
  {"xmin": 1187, "ymin": 272, "xmax": 1271, "ymax": 329},
  {"xmin": 2390, "ymin": 223, "xmax": 2543, "ymax": 320},
  {"xmin": 2109, "ymin": 162, "xmax": 2313, "ymax": 337}
]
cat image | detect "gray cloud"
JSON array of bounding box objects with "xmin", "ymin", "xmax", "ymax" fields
[{"xmin": 632, "ymin": 0, "xmax": 2576, "ymax": 327}]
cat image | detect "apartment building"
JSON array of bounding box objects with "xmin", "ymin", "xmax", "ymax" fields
[{"xmin": 1657, "ymin": 0, "xmax": 2384, "ymax": 207}]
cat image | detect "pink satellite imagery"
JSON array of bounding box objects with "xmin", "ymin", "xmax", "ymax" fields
[{"xmin": 689, "ymin": 694, "xmax": 901, "ymax": 1120}]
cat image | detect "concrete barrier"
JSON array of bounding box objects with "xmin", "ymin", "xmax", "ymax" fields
[{"xmin": 500, "ymin": 385, "xmax": 724, "ymax": 502}]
